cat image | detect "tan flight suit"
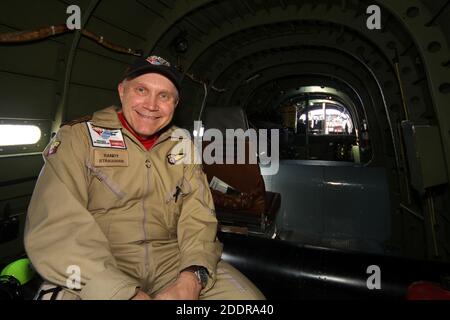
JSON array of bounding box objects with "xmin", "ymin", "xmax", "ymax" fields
[{"xmin": 24, "ymin": 106, "xmax": 264, "ymax": 300}]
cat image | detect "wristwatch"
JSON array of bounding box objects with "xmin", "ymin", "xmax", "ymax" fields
[{"xmin": 183, "ymin": 266, "xmax": 209, "ymax": 289}]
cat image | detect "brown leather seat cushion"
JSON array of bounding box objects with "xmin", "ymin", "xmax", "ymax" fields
[
  {"xmin": 204, "ymin": 162, "xmax": 267, "ymax": 215},
  {"xmin": 202, "ymin": 139, "xmax": 267, "ymax": 215},
  {"xmin": 211, "ymin": 188, "xmax": 259, "ymax": 211}
]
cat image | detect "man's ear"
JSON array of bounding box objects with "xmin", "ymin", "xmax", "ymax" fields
[{"xmin": 118, "ymin": 82, "xmax": 124, "ymax": 101}]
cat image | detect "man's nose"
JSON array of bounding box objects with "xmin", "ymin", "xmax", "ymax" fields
[{"xmin": 142, "ymin": 93, "xmax": 159, "ymax": 111}]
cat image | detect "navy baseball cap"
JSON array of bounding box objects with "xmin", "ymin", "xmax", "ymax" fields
[{"xmin": 123, "ymin": 55, "xmax": 182, "ymax": 93}]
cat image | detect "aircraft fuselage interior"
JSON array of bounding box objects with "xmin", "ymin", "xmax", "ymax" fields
[{"xmin": 1, "ymin": 0, "xmax": 450, "ymax": 300}]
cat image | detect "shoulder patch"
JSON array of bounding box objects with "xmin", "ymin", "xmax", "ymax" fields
[
  {"xmin": 45, "ymin": 141, "xmax": 61, "ymax": 156},
  {"xmin": 60, "ymin": 115, "xmax": 93, "ymax": 128}
]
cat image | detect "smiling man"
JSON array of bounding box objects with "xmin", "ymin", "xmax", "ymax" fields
[
  {"xmin": 24, "ymin": 55, "xmax": 264, "ymax": 300},
  {"xmin": 118, "ymin": 56, "xmax": 180, "ymax": 139}
]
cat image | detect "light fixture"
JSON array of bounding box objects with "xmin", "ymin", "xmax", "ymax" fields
[{"xmin": 0, "ymin": 124, "xmax": 41, "ymax": 146}]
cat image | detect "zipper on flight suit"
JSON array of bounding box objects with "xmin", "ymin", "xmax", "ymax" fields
[
  {"xmin": 120, "ymin": 128, "xmax": 179, "ymax": 282},
  {"xmin": 142, "ymin": 158, "xmax": 152, "ymax": 277},
  {"xmin": 118, "ymin": 128, "xmax": 154, "ymax": 279}
]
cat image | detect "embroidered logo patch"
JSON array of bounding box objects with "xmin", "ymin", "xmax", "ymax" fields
[
  {"xmin": 146, "ymin": 55, "xmax": 170, "ymax": 67},
  {"xmin": 46, "ymin": 141, "xmax": 61, "ymax": 156},
  {"xmin": 86, "ymin": 122, "xmax": 127, "ymax": 149},
  {"xmin": 167, "ymin": 153, "xmax": 185, "ymax": 165}
]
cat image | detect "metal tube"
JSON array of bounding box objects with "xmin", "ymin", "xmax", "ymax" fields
[
  {"xmin": 0, "ymin": 24, "xmax": 68, "ymax": 43},
  {"xmin": 53, "ymin": 0, "xmax": 100, "ymax": 132},
  {"xmin": 394, "ymin": 62, "xmax": 410, "ymax": 121},
  {"xmin": 397, "ymin": 123, "xmax": 412, "ymax": 204},
  {"xmin": 427, "ymin": 190, "xmax": 439, "ymax": 257},
  {"xmin": 400, "ymin": 203, "xmax": 424, "ymax": 221},
  {"xmin": 220, "ymin": 232, "xmax": 450, "ymax": 299},
  {"xmin": 305, "ymin": 98, "xmax": 310, "ymax": 159}
]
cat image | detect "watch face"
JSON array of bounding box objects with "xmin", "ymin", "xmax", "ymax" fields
[{"xmin": 196, "ymin": 268, "xmax": 208, "ymax": 288}]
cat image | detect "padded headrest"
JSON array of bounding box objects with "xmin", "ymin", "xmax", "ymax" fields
[{"xmin": 202, "ymin": 107, "xmax": 249, "ymax": 134}]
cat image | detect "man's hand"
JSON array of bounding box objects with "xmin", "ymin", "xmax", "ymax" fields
[
  {"xmin": 131, "ymin": 289, "xmax": 152, "ymax": 300},
  {"xmin": 153, "ymin": 271, "xmax": 202, "ymax": 300}
]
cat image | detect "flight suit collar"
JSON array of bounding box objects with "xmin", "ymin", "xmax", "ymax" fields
[{"xmin": 90, "ymin": 105, "xmax": 122, "ymax": 128}]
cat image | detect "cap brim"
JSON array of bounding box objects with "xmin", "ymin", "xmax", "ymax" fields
[{"xmin": 125, "ymin": 65, "xmax": 181, "ymax": 93}]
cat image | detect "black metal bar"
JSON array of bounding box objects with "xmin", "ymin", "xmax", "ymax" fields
[
  {"xmin": 70, "ymin": 81, "xmax": 117, "ymax": 92},
  {"xmin": 158, "ymin": 0, "xmax": 173, "ymax": 10},
  {"xmin": 425, "ymin": 0, "xmax": 450, "ymax": 26},
  {"xmin": 201, "ymin": 11, "xmax": 222, "ymax": 30},
  {"xmin": 136, "ymin": 0, "xmax": 166, "ymax": 20},
  {"xmin": 220, "ymin": 232, "xmax": 450, "ymax": 299},
  {"xmin": 400, "ymin": 43, "xmax": 415, "ymax": 56},
  {"xmin": 242, "ymin": 0, "xmax": 256, "ymax": 15},
  {"xmin": 0, "ymin": 177, "xmax": 37, "ymax": 188},
  {"xmin": 184, "ymin": 17, "xmax": 208, "ymax": 36},
  {"xmin": 90, "ymin": 15, "xmax": 147, "ymax": 41},
  {"xmin": 0, "ymin": 69, "xmax": 56, "ymax": 82}
]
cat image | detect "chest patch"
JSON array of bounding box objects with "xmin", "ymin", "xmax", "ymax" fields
[
  {"xmin": 94, "ymin": 149, "xmax": 129, "ymax": 167},
  {"xmin": 87, "ymin": 122, "xmax": 127, "ymax": 149},
  {"xmin": 167, "ymin": 153, "xmax": 186, "ymax": 165}
]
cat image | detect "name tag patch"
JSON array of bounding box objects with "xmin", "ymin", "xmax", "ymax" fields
[
  {"xmin": 94, "ymin": 149, "xmax": 129, "ymax": 167},
  {"xmin": 87, "ymin": 122, "xmax": 126, "ymax": 149}
]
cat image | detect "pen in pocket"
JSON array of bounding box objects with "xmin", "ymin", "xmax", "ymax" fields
[{"xmin": 173, "ymin": 186, "xmax": 182, "ymax": 202}]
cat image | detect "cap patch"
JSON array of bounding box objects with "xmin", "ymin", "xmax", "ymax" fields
[{"xmin": 146, "ymin": 56, "xmax": 171, "ymax": 67}]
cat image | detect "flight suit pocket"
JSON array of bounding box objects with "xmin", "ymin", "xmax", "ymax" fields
[{"xmin": 86, "ymin": 160, "xmax": 126, "ymax": 212}]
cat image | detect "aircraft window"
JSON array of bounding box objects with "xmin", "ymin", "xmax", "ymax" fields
[
  {"xmin": 0, "ymin": 120, "xmax": 51, "ymax": 156},
  {"xmin": 300, "ymin": 102, "xmax": 354, "ymax": 135},
  {"xmin": 278, "ymin": 98, "xmax": 359, "ymax": 162},
  {"xmin": 0, "ymin": 125, "xmax": 41, "ymax": 146}
]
